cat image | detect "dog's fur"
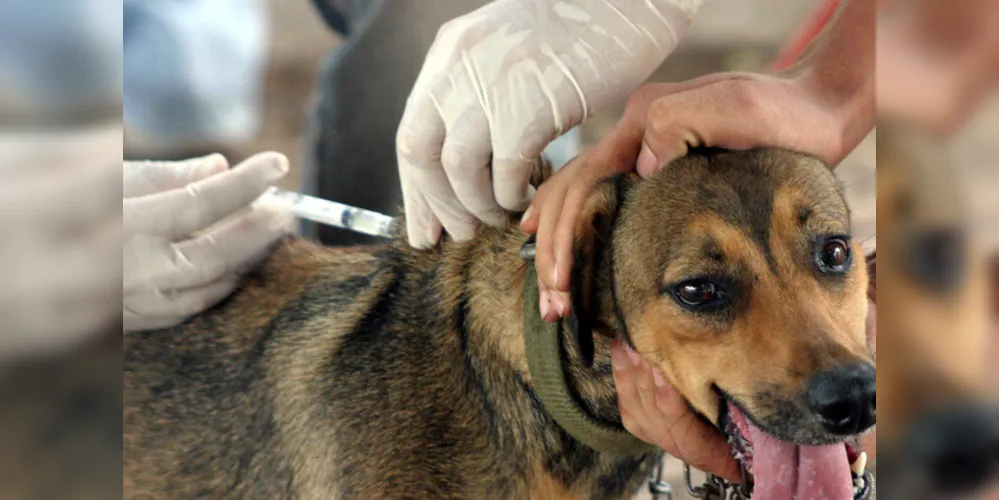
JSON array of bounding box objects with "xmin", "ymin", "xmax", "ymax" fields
[{"xmin": 123, "ymin": 148, "xmax": 871, "ymax": 499}]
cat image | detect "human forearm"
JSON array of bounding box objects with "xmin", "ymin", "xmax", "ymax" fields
[{"xmin": 786, "ymin": 0, "xmax": 877, "ymax": 158}]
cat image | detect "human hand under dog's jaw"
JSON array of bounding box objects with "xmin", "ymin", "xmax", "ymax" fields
[
  {"xmin": 609, "ymin": 340, "xmax": 743, "ymax": 482},
  {"xmin": 123, "ymin": 152, "xmax": 295, "ymax": 333}
]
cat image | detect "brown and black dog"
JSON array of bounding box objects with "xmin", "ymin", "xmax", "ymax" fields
[{"xmin": 123, "ymin": 148, "xmax": 875, "ymax": 499}]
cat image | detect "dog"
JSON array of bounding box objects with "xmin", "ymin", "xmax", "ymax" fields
[
  {"xmin": 873, "ymin": 122, "xmax": 999, "ymax": 499},
  {"xmin": 124, "ymin": 147, "xmax": 874, "ymax": 499}
]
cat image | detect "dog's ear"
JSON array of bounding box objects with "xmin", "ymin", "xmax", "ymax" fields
[{"xmin": 566, "ymin": 174, "xmax": 635, "ymax": 367}]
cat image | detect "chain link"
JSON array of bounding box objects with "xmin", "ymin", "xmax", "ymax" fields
[
  {"xmin": 647, "ymin": 457, "xmax": 674, "ymax": 500},
  {"xmin": 669, "ymin": 458, "xmax": 872, "ymax": 500}
]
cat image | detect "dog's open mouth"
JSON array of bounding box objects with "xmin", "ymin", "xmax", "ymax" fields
[{"xmin": 719, "ymin": 400, "xmax": 868, "ymax": 500}]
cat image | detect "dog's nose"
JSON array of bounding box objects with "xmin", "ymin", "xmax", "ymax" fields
[
  {"xmin": 805, "ymin": 363, "xmax": 876, "ymax": 435},
  {"xmin": 908, "ymin": 405, "xmax": 999, "ymax": 494}
]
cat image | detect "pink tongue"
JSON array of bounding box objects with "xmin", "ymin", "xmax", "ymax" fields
[{"xmin": 743, "ymin": 415, "xmax": 853, "ymax": 500}]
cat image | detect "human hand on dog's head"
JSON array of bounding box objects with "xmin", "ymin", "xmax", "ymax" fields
[
  {"xmin": 520, "ymin": 75, "xmax": 745, "ymax": 319},
  {"xmin": 520, "ymin": 70, "xmax": 869, "ymax": 319}
]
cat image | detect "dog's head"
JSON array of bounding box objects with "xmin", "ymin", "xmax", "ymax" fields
[{"xmin": 566, "ymin": 148, "xmax": 873, "ymax": 497}]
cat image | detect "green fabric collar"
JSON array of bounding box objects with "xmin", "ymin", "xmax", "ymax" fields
[{"xmin": 522, "ymin": 264, "xmax": 656, "ymax": 456}]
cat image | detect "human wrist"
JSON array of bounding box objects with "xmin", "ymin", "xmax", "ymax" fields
[
  {"xmin": 779, "ymin": 0, "xmax": 876, "ymax": 164},
  {"xmin": 790, "ymin": 68, "xmax": 875, "ymax": 165}
]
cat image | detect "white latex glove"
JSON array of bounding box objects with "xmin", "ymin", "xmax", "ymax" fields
[
  {"xmin": 0, "ymin": 124, "xmax": 122, "ymax": 361},
  {"xmin": 123, "ymin": 152, "xmax": 294, "ymax": 332},
  {"xmin": 397, "ymin": 0, "xmax": 702, "ymax": 247}
]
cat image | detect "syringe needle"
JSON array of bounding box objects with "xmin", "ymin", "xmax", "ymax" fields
[{"xmin": 261, "ymin": 187, "xmax": 395, "ymax": 239}]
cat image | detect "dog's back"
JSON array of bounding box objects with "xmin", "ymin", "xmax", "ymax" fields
[
  {"xmin": 124, "ymin": 229, "xmax": 652, "ymax": 500},
  {"xmin": 124, "ymin": 240, "xmax": 383, "ymax": 497}
]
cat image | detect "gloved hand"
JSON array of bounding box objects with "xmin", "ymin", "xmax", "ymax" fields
[
  {"xmin": 397, "ymin": 0, "xmax": 702, "ymax": 248},
  {"xmin": 123, "ymin": 152, "xmax": 294, "ymax": 332},
  {"xmin": 0, "ymin": 124, "xmax": 121, "ymax": 360}
]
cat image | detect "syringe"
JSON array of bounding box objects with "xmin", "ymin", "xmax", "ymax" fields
[{"xmin": 261, "ymin": 187, "xmax": 396, "ymax": 239}]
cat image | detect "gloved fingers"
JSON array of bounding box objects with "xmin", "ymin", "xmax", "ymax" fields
[
  {"xmin": 123, "ymin": 153, "xmax": 229, "ymax": 198},
  {"xmin": 402, "ymin": 175, "xmax": 443, "ymax": 249},
  {"xmin": 123, "ymin": 151, "xmax": 289, "ymax": 240},
  {"xmin": 122, "ymin": 274, "xmax": 241, "ymax": 332},
  {"xmin": 492, "ymin": 157, "xmax": 538, "ymax": 212},
  {"xmin": 491, "ymin": 123, "xmax": 551, "ymax": 211},
  {"xmin": 440, "ymin": 111, "xmax": 507, "ymax": 229},
  {"xmin": 398, "ymin": 94, "xmax": 477, "ymax": 246},
  {"xmin": 422, "ymin": 182, "xmax": 479, "ymax": 243},
  {"xmin": 150, "ymin": 204, "xmax": 293, "ymax": 292}
]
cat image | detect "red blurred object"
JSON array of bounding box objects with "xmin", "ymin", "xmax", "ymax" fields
[{"xmin": 770, "ymin": 0, "xmax": 840, "ymax": 71}]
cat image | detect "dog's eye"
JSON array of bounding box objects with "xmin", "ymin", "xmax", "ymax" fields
[
  {"xmin": 816, "ymin": 237, "xmax": 852, "ymax": 273},
  {"xmin": 672, "ymin": 279, "xmax": 728, "ymax": 310}
]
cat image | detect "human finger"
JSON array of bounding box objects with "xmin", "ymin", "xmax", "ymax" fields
[{"xmin": 123, "ymin": 151, "xmax": 288, "ymax": 239}]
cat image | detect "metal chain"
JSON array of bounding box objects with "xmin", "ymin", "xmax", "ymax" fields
[
  {"xmin": 854, "ymin": 470, "xmax": 874, "ymax": 500},
  {"xmin": 681, "ymin": 462, "xmax": 751, "ymax": 500},
  {"xmin": 673, "ymin": 459, "xmax": 872, "ymax": 500},
  {"xmin": 647, "ymin": 457, "xmax": 674, "ymax": 500}
]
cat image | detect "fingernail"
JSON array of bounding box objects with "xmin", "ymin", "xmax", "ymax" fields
[
  {"xmin": 203, "ymin": 153, "xmax": 229, "ymax": 172},
  {"xmin": 519, "ymin": 205, "xmax": 535, "ymax": 226},
  {"xmin": 636, "ymin": 144, "xmax": 659, "ymax": 176},
  {"xmin": 623, "ymin": 344, "xmax": 642, "ymax": 367},
  {"xmin": 553, "ymin": 294, "xmax": 566, "ymax": 317},
  {"xmin": 683, "ymin": 131, "xmax": 700, "ymax": 149},
  {"xmin": 652, "ymin": 368, "xmax": 666, "ymax": 388},
  {"xmin": 555, "ymin": 291, "xmax": 571, "ymax": 317},
  {"xmin": 539, "ymin": 288, "xmax": 551, "ymax": 320},
  {"xmin": 261, "ymin": 153, "xmax": 290, "ymax": 179},
  {"xmin": 611, "ymin": 345, "xmax": 629, "ymax": 371}
]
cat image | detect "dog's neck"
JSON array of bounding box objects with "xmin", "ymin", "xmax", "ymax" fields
[{"xmin": 419, "ymin": 223, "xmax": 626, "ymax": 427}]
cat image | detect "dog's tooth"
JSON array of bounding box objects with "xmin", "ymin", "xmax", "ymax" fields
[{"xmin": 850, "ymin": 451, "xmax": 867, "ymax": 477}]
